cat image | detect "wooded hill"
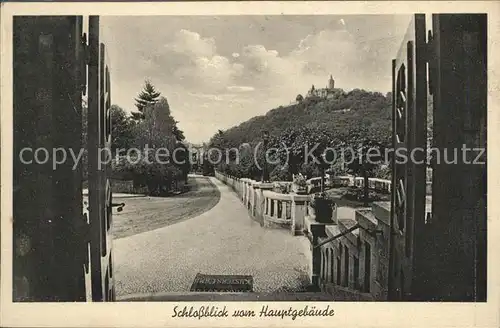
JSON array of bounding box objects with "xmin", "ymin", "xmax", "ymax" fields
[
  {"xmin": 208, "ymin": 88, "xmax": 393, "ymax": 181},
  {"xmin": 214, "ymin": 89, "xmax": 391, "ymax": 148}
]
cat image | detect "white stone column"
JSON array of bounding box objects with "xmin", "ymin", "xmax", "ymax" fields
[
  {"xmin": 243, "ymin": 180, "xmax": 250, "ymax": 208},
  {"xmin": 256, "ymin": 183, "xmax": 274, "ymax": 220},
  {"xmin": 242, "ymin": 179, "xmax": 247, "ymax": 205},
  {"xmin": 252, "ymin": 183, "xmax": 260, "ymax": 218},
  {"xmin": 291, "ymin": 194, "xmax": 310, "ymax": 235}
]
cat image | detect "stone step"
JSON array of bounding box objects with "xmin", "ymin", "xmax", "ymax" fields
[{"xmin": 371, "ymin": 201, "xmax": 391, "ymax": 225}]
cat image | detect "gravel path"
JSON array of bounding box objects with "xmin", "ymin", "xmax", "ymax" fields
[
  {"xmin": 111, "ymin": 175, "xmax": 220, "ymax": 239},
  {"xmin": 113, "ymin": 177, "xmax": 311, "ymax": 297}
]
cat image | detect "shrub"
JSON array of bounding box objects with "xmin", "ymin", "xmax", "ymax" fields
[
  {"xmin": 373, "ymin": 164, "xmax": 391, "ymax": 180},
  {"xmin": 344, "ymin": 186, "xmax": 383, "ymax": 202},
  {"xmin": 293, "ymin": 173, "xmax": 307, "ymax": 187},
  {"xmin": 112, "ymin": 152, "xmax": 183, "ymax": 196},
  {"xmin": 300, "ymin": 162, "xmax": 321, "ymax": 179},
  {"xmin": 270, "ymin": 164, "xmax": 290, "ymax": 182},
  {"xmin": 274, "ymin": 182, "xmax": 290, "ymax": 194}
]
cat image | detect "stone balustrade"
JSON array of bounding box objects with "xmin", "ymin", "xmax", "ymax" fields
[
  {"xmin": 332, "ymin": 176, "xmax": 432, "ymax": 195},
  {"xmin": 351, "ymin": 177, "xmax": 392, "ymax": 194},
  {"xmin": 306, "ymin": 177, "xmax": 323, "ymax": 194},
  {"xmin": 261, "ymin": 190, "xmax": 292, "ymax": 229},
  {"xmin": 330, "ymin": 176, "xmax": 353, "ymax": 187},
  {"xmin": 215, "ymin": 171, "xmax": 310, "ymax": 235},
  {"xmin": 303, "ymin": 200, "xmax": 392, "ymax": 300},
  {"xmin": 215, "ymin": 171, "xmax": 393, "ymax": 300},
  {"xmin": 303, "ymin": 175, "xmax": 393, "ymax": 194}
]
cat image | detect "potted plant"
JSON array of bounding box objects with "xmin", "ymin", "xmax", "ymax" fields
[
  {"xmin": 274, "ymin": 182, "xmax": 289, "ymax": 194},
  {"xmin": 309, "ymin": 192, "xmax": 337, "ymax": 223},
  {"xmin": 292, "ymin": 174, "xmax": 308, "ymax": 194}
]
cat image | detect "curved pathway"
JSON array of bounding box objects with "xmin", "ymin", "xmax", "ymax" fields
[{"xmin": 113, "ymin": 177, "xmax": 311, "ymax": 297}]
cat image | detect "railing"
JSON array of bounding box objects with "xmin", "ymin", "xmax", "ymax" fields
[
  {"xmin": 215, "ymin": 171, "xmax": 392, "ymax": 300},
  {"xmin": 330, "ymin": 176, "xmax": 353, "ymax": 187},
  {"xmin": 262, "ymin": 190, "xmax": 292, "ymax": 228},
  {"xmin": 215, "ymin": 171, "xmax": 310, "ymax": 235},
  {"xmin": 306, "ymin": 177, "xmax": 325, "ymax": 194},
  {"xmin": 331, "ymin": 176, "xmax": 432, "ymax": 195},
  {"xmin": 351, "ymin": 177, "xmax": 392, "ymax": 194},
  {"xmin": 305, "ymin": 175, "xmax": 393, "ymax": 194}
]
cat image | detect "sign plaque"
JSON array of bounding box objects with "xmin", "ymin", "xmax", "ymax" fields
[{"xmin": 190, "ymin": 274, "xmax": 253, "ymax": 292}]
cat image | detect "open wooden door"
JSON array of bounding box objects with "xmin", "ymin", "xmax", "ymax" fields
[
  {"xmin": 13, "ymin": 16, "xmax": 87, "ymax": 301},
  {"xmin": 390, "ymin": 13, "xmax": 487, "ymax": 301},
  {"xmin": 86, "ymin": 16, "xmax": 115, "ymax": 301},
  {"xmin": 389, "ymin": 14, "xmax": 428, "ymax": 301}
]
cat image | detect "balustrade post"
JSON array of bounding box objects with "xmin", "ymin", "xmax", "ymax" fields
[
  {"xmin": 333, "ymin": 244, "xmax": 340, "ymax": 285},
  {"xmin": 244, "ymin": 180, "xmax": 250, "ymax": 209},
  {"xmin": 241, "ymin": 179, "xmax": 247, "ymax": 204},
  {"xmin": 241, "ymin": 179, "xmax": 245, "ymax": 201},
  {"xmin": 266, "ymin": 197, "xmax": 271, "ymax": 216},
  {"xmin": 249, "ymin": 181, "xmax": 257, "ymax": 216},
  {"xmin": 248, "ymin": 181, "xmax": 254, "ymax": 210},
  {"xmin": 348, "ymin": 253, "xmax": 356, "ymax": 289},
  {"xmin": 281, "ymin": 202, "xmax": 288, "ymax": 220},
  {"xmin": 291, "ymin": 194, "xmax": 310, "ymax": 236},
  {"xmin": 248, "ymin": 182, "xmax": 253, "ymax": 213},
  {"xmin": 310, "ymin": 224, "xmax": 325, "ymax": 288},
  {"xmin": 246, "ymin": 181, "xmax": 251, "ymax": 205},
  {"xmin": 252, "ymin": 183, "xmax": 261, "ymax": 218},
  {"xmin": 257, "ymin": 183, "xmax": 274, "ymax": 221}
]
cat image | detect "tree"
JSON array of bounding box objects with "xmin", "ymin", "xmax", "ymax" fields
[
  {"xmin": 130, "ymin": 95, "xmax": 191, "ymax": 194},
  {"xmin": 110, "ymin": 105, "xmax": 136, "ymax": 152},
  {"xmin": 296, "ymin": 94, "xmax": 304, "ymax": 103},
  {"xmin": 208, "ymin": 130, "xmax": 225, "ymax": 149},
  {"xmin": 172, "ymin": 141, "xmax": 190, "ymax": 183},
  {"xmin": 85, "ymin": 85, "xmax": 189, "ymax": 195},
  {"xmin": 132, "ymin": 80, "xmax": 161, "ymax": 120},
  {"xmin": 152, "ymin": 97, "xmax": 176, "ymax": 142},
  {"xmin": 172, "ymin": 123, "xmax": 185, "ymax": 141},
  {"xmin": 135, "ymin": 97, "xmax": 177, "ymax": 149}
]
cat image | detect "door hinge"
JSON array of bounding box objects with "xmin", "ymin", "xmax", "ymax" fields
[
  {"xmin": 80, "ymin": 33, "xmax": 89, "ymax": 96},
  {"xmin": 81, "ymin": 210, "xmax": 91, "ymax": 274},
  {"xmin": 426, "ymin": 30, "xmax": 436, "ymax": 96}
]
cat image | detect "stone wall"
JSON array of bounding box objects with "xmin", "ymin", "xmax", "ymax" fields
[{"xmin": 303, "ymin": 201, "xmax": 392, "ymax": 301}]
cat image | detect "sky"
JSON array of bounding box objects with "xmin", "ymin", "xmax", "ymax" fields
[{"xmin": 101, "ymin": 15, "xmax": 412, "ymax": 144}]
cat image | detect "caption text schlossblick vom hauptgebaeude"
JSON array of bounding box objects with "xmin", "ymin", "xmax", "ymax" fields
[{"xmin": 172, "ymin": 304, "xmax": 335, "ymax": 320}]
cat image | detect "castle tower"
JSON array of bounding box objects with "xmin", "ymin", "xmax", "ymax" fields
[{"xmin": 328, "ymin": 75, "xmax": 335, "ymax": 90}]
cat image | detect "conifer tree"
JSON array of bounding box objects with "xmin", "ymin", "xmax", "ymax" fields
[
  {"xmin": 172, "ymin": 124, "xmax": 185, "ymax": 141},
  {"xmin": 132, "ymin": 80, "xmax": 161, "ymax": 120}
]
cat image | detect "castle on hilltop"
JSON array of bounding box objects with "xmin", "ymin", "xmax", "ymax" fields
[{"xmin": 306, "ymin": 75, "xmax": 336, "ymax": 99}]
